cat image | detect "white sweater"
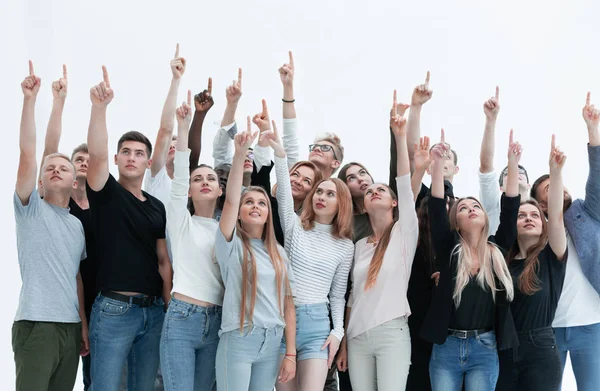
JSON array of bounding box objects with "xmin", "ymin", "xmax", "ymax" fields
[
  {"xmin": 275, "ymin": 156, "xmax": 354, "ymax": 341},
  {"xmin": 167, "ymin": 150, "xmax": 224, "ymax": 305}
]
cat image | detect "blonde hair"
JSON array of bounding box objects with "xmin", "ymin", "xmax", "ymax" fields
[
  {"xmin": 449, "ymin": 197, "xmax": 514, "ymax": 307},
  {"xmin": 42, "ymin": 153, "xmax": 75, "ymax": 174},
  {"xmin": 314, "ymin": 133, "xmax": 344, "ymax": 166}
]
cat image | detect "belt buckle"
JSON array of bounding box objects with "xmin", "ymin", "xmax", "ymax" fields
[
  {"xmin": 141, "ymin": 296, "xmax": 152, "ymax": 307},
  {"xmin": 456, "ymin": 330, "xmax": 468, "ymax": 339}
]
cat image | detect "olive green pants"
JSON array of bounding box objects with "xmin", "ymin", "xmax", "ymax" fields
[{"xmin": 12, "ymin": 320, "xmax": 81, "ymax": 391}]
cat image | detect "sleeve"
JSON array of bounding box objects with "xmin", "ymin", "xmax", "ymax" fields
[
  {"xmin": 282, "ymin": 251, "xmax": 296, "ymax": 298},
  {"xmin": 13, "ymin": 189, "xmax": 41, "ymax": 218},
  {"xmin": 490, "ymin": 194, "xmax": 521, "ymax": 252},
  {"xmin": 282, "ymin": 118, "xmax": 301, "ymax": 168},
  {"xmin": 155, "ymin": 199, "xmax": 167, "ymax": 240},
  {"xmin": 213, "ymin": 122, "xmax": 237, "ymax": 167},
  {"xmin": 584, "ymin": 145, "xmax": 600, "ymax": 222},
  {"xmin": 167, "ymin": 150, "xmax": 191, "ymax": 239},
  {"xmin": 389, "ymin": 127, "xmax": 398, "ymax": 194},
  {"xmin": 86, "ymin": 174, "xmax": 118, "ymax": 206},
  {"xmin": 253, "ymin": 145, "xmax": 274, "ymax": 172},
  {"xmin": 428, "ymin": 196, "xmax": 456, "ymax": 273},
  {"xmin": 215, "ymin": 227, "xmax": 239, "ymax": 280},
  {"xmin": 143, "ymin": 166, "xmax": 169, "ymax": 202},
  {"xmin": 479, "ymin": 170, "xmax": 501, "ymax": 231},
  {"xmin": 329, "ymin": 243, "xmax": 353, "ymax": 341},
  {"xmin": 80, "ymin": 231, "xmax": 87, "ymax": 261},
  {"xmin": 274, "ymin": 155, "xmax": 299, "ymax": 240}
]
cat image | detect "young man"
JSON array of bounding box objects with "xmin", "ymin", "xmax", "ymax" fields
[
  {"xmin": 86, "ymin": 66, "xmax": 173, "ymax": 391},
  {"xmin": 530, "ymin": 93, "xmax": 600, "ymax": 391},
  {"xmin": 13, "ymin": 62, "xmax": 87, "ymax": 391},
  {"xmin": 478, "ymin": 87, "xmax": 531, "ymax": 233}
]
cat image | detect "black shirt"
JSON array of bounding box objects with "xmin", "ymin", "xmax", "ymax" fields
[
  {"xmin": 69, "ymin": 198, "xmax": 99, "ymax": 320},
  {"xmin": 509, "ymin": 244, "xmax": 568, "ymax": 332},
  {"xmin": 449, "ymin": 277, "xmax": 495, "ymax": 330},
  {"xmin": 86, "ymin": 175, "xmax": 166, "ymax": 296}
]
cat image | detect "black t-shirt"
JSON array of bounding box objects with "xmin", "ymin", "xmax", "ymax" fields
[
  {"xmin": 449, "ymin": 276, "xmax": 496, "ymax": 330},
  {"xmin": 69, "ymin": 198, "xmax": 99, "ymax": 319},
  {"xmin": 86, "ymin": 175, "xmax": 166, "ymax": 296},
  {"xmin": 509, "ymin": 245, "xmax": 568, "ymax": 332}
]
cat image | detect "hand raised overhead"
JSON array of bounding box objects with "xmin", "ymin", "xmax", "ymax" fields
[
  {"xmin": 21, "ymin": 60, "xmax": 41, "ymax": 98},
  {"xmin": 252, "ymin": 99, "xmax": 271, "ymax": 132},
  {"xmin": 261, "ymin": 120, "xmax": 285, "ymax": 158},
  {"xmin": 411, "ymin": 71, "xmax": 433, "ymax": 106},
  {"xmin": 279, "ymin": 51, "xmax": 295, "ymax": 87},
  {"xmin": 195, "ymin": 77, "xmax": 214, "ymax": 113},
  {"xmin": 234, "ymin": 117, "xmax": 258, "ymax": 152},
  {"xmin": 414, "ymin": 136, "xmax": 432, "ymax": 172},
  {"xmin": 90, "ymin": 66, "xmax": 114, "ymax": 107},
  {"xmin": 51, "ymin": 64, "xmax": 68, "ymax": 100},
  {"xmin": 549, "ymin": 134, "xmax": 567, "ymax": 171},
  {"xmin": 176, "ymin": 90, "xmax": 193, "ymax": 127},
  {"xmin": 582, "ymin": 92, "xmax": 600, "ymax": 130},
  {"xmin": 225, "ymin": 68, "xmax": 242, "ymax": 104},
  {"xmin": 507, "ymin": 129, "xmax": 523, "ymax": 165},
  {"xmin": 483, "ymin": 86, "xmax": 500, "ymax": 119},
  {"xmin": 431, "ymin": 129, "xmax": 450, "ymax": 163},
  {"xmin": 390, "ymin": 90, "xmax": 410, "ymax": 118},
  {"xmin": 170, "ymin": 43, "xmax": 186, "ymax": 79}
]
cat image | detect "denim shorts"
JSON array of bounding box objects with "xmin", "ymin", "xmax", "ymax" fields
[{"xmin": 281, "ymin": 303, "xmax": 331, "ymax": 361}]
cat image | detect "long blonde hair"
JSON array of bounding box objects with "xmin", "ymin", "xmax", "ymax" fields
[
  {"xmin": 237, "ymin": 186, "xmax": 290, "ymax": 330},
  {"xmin": 449, "ymin": 197, "xmax": 514, "ymax": 307}
]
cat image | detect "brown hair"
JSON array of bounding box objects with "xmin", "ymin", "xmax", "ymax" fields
[
  {"xmin": 71, "ymin": 143, "xmax": 88, "ymax": 160},
  {"xmin": 364, "ymin": 184, "xmax": 398, "ymax": 290},
  {"xmin": 530, "ymin": 174, "xmax": 550, "ymax": 202},
  {"xmin": 187, "ymin": 164, "xmax": 219, "ymax": 216},
  {"xmin": 299, "ymin": 178, "xmax": 353, "ymax": 240},
  {"xmin": 117, "ymin": 131, "xmax": 153, "ymax": 157},
  {"xmin": 314, "ymin": 133, "xmax": 344, "ymax": 167},
  {"xmin": 338, "ymin": 162, "xmax": 374, "ymax": 212},
  {"xmin": 506, "ymin": 199, "xmax": 548, "ymax": 295},
  {"xmin": 272, "ymin": 160, "xmax": 323, "ymax": 200},
  {"xmin": 237, "ymin": 186, "xmax": 290, "ymax": 330}
]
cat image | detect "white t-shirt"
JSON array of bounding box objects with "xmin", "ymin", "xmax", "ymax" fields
[
  {"xmin": 552, "ymin": 235, "xmax": 600, "ymax": 327},
  {"xmin": 143, "ymin": 165, "xmax": 172, "ymax": 206},
  {"xmin": 478, "ymin": 169, "xmax": 501, "ymax": 234}
]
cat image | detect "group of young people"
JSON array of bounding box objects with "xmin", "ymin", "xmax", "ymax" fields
[{"xmin": 12, "ymin": 44, "xmax": 600, "ymax": 391}]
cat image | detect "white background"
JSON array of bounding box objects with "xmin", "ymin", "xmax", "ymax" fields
[{"xmin": 1, "ymin": 0, "xmax": 596, "ymax": 389}]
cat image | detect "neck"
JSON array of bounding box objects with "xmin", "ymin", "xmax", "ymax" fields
[
  {"xmin": 443, "ymin": 175, "xmax": 454, "ymax": 184},
  {"xmin": 193, "ymin": 200, "xmax": 216, "ymax": 219},
  {"xmin": 368, "ymin": 210, "xmax": 394, "ymax": 240},
  {"xmin": 118, "ymin": 176, "xmax": 144, "ymax": 199},
  {"xmin": 316, "ymin": 163, "xmax": 333, "ymax": 179},
  {"xmin": 72, "ymin": 179, "xmax": 89, "ymax": 207},
  {"xmin": 243, "ymin": 223, "xmax": 264, "ymax": 239},
  {"xmin": 314, "ymin": 214, "xmax": 334, "ymax": 225},
  {"xmin": 354, "ymin": 197, "xmax": 365, "ymax": 214},
  {"xmin": 43, "ymin": 191, "xmax": 71, "ymax": 208},
  {"xmin": 516, "ymin": 235, "xmax": 539, "ymax": 259},
  {"xmin": 293, "ymin": 198, "xmax": 303, "ymax": 212},
  {"xmin": 242, "ymin": 173, "xmax": 251, "ymax": 187},
  {"xmin": 166, "ymin": 161, "xmax": 174, "ymax": 179},
  {"xmin": 518, "ymin": 186, "xmax": 529, "ymax": 200},
  {"xmin": 460, "ymin": 229, "xmax": 481, "ymax": 251}
]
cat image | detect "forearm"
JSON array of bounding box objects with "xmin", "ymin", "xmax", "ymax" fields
[
  {"xmin": 282, "ymin": 85, "xmax": 296, "ymax": 119},
  {"xmin": 87, "ymin": 107, "xmax": 109, "ymax": 158},
  {"xmin": 176, "ymin": 121, "xmax": 190, "ymax": 152},
  {"xmin": 589, "ymin": 125, "xmax": 600, "ymax": 147},
  {"xmin": 188, "ymin": 111, "xmax": 206, "ymax": 166},
  {"xmin": 159, "ymin": 261, "xmax": 173, "ymax": 304},
  {"xmin": 548, "ymin": 169, "xmax": 564, "ymax": 222},
  {"xmin": 20, "ymin": 97, "xmax": 37, "ymax": 156},
  {"xmin": 221, "ymin": 102, "xmax": 238, "ymax": 127},
  {"xmin": 395, "ymin": 134, "xmax": 410, "ymax": 177},
  {"xmin": 77, "ymin": 272, "xmax": 88, "ymax": 327},
  {"xmin": 411, "ymin": 168, "xmax": 426, "ymax": 203},
  {"xmin": 479, "ymin": 118, "xmax": 497, "ymax": 173},
  {"xmin": 160, "ymin": 78, "xmax": 181, "ymax": 134},
  {"xmin": 225, "ymin": 150, "xmax": 246, "ymax": 205},
  {"xmin": 43, "ymin": 99, "xmax": 65, "ymax": 156},
  {"xmin": 406, "ymin": 105, "xmax": 422, "ymax": 168},
  {"xmin": 284, "ymin": 295, "xmax": 296, "ymax": 354}
]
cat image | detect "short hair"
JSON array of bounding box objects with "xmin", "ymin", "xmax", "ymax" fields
[
  {"xmin": 117, "ymin": 131, "xmax": 152, "ymax": 157},
  {"xmin": 430, "ymin": 143, "xmax": 458, "ymax": 165},
  {"xmin": 42, "ymin": 152, "xmax": 75, "ymax": 173},
  {"xmin": 71, "ymin": 143, "xmax": 88, "ymax": 160},
  {"xmin": 530, "ymin": 174, "xmax": 550, "ymax": 202},
  {"xmin": 499, "ymin": 164, "xmax": 529, "ymax": 187},
  {"xmin": 314, "ymin": 133, "xmax": 344, "ymax": 165}
]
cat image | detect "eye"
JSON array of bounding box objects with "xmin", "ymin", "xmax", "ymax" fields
[
  {"xmin": 532, "ymin": 213, "xmax": 540, "ymax": 219},
  {"xmin": 378, "ymin": 187, "xmax": 386, "ymax": 193},
  {"xmin": 316, "ymin": 189, "xmax": 323, "ymax": 195},
  {"xmin": 259, "ymin": 201, "xmax": 267, "ymax": 206},
  {"xmin": 327, "ymin": 191, "xmax": 335, "ymax": 197},
  {"xmin": 365, "ymin": 189, "xmax": 372, "ymax": 195},
  {"xmin": 304, "ymin": 179, "xmax": 310, "ymax": 185},
  {"xmin": 136, "ymin": 151, "xmax": 144, "ymax": 157},
  {"xmin": 208, "ymin": 176, "xmax": 217, "ymax": 181},
  {"xmin": 518, "ymin": 213, "xmax": 527, "ymax": 219},
  {"xmin": 473, "ymin": 204, "xmax": 481, "ymax": 209},
  {"xmin": 123, "ymin": 150, "xmax": 129, "ymax": 155},
  {"xmin": 245, "ymin": 199, "xmax": 253, "ymax": 205},
  {"xmin": 459, "ymin": 206, "xmax": 467, "ymax": 212},
  {"xmin": 359, "ymin": 170, "xmax": 366, "ymax": 176},
  {"xmin": 291, "ymin": 172, "xmax": 299, "ymax": 178},
  {"xmin": 347, "ymin": 176, "xmax": 356, "ymax": 182}
]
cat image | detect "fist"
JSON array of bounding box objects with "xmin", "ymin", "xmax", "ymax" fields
[
  {"xmin": 195, "ymin": 78, "xmax": 214, "ymax": 113},
  {"xmin": 22, "ymin": 60, "xmax": 41, "ymax": 98},
  {"xmin": 170, "ymin": 44, "xmax": 186, "ymax": 79},
  {"xmin": 90, "ymin": 66, "xmax": 114, "ymax": 108},
  {"xmin": 483, "ymin": 86, "xmax": 500, "ymax": 119},
  {"xmin": 279, "ymin": 51, "xmax": 295, "ymax": 86},
  {"xmin": 52, "ymin": 64, "xmax": 68, "ymax": 100}
]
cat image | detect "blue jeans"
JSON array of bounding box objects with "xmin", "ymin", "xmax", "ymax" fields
[
  {"xmin": 89, "ymin": 293, "xmax": 165, "ymax": 391},
  {"xmin": 216, "ymin": 326, "xmax": 284, "ymax": 391},
  {"xmin": 160, "ymin": 297, "xmax": 222, "ymax": 391},
  {"xmin": 429, "ymin": 331, "xmax": 499, "ymax": 391},
  {"xmin": 281, "ymin": 303, "xmax": 330, "ymax": 361},
  {"xmin": 555, "ymin": 322, "xmax": 600, "ymax": 391}
]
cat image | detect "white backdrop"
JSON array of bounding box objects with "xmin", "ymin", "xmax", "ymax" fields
[{"xmin": 1, "ymin": 0, "xmax": 596, "ymax": 389}]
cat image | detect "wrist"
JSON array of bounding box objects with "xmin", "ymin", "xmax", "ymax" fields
[{"xmin": 283, "ymin": 86, "xmax": 294, "ymax": 100}]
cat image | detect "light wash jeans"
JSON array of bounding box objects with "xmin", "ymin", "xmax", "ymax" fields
[
  {"xmin": 216, "ymin": 326, "xmax": 284, "ymax": 391},
  {"xmin": 347, "ymin": 317, "xmax": 411, "ymax": 391},
  {"xmin": 160, "ymin": 297, "xmax": 222, "ymax": 391},
  {"xmin": 89, "ymin": 294, "xmax": 164, "ymax": 391},
  {"xmin": 555, "ymin": 322, "xmax": 600, "ymax": 391}
]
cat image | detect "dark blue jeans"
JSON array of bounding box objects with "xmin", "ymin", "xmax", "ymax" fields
[
  {"xmin": 555, "ymin": 322, "xmax": 600, "ymax": 391},
  {"xmin": 89, "ymin": 294, "xmax": 164, "ymax": 391}
]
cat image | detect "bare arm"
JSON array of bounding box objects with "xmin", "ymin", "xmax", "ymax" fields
[
  {"xmin": 188, "ymin": 78, "xmax": 214, "ymax": 166},
  {"xmin": 505, "ymin": 129, "xmax": 521, "ymax": 198},
  {"xmin": 157, "ymin": 239, "xmax": 173, "ymax": 305},
  {"xmin": 280, "ymin": 51, "xmax": 296, "ymax": 119},
  {"xmin": 221, "ymin": 69, "xmax": 242, "ymax": 127},
  {"xmin": 584, "ymin": 92, "xmax": 600, "ymax": 147},
  {"xmin": 406, "ymin": 71, "xmax": 432, "ymax": 170},
  {"xmin": 411, "ymin": 136, "xmax": 431, "ymax": 203},
  {"xmin": 16, "ymin": 62, "xmax": 41, "ymax": 205},
  {"xmin": 430, "ymin": 143, "xmax": 446, "ymax": 200},
  {"xmin": 86, "ymin": 67, "xmax": 114, "ymax": 191},
  {"xmin": 479, "ymin": 87, "xmax": 500, "ymax": 173},
  {"xmin": 176, "ymin": 91, "xmax": 192, "ymax": 152},
  {"xmin": 77, "ymin": 271, "xmax": 90, "ymax": 356},
  {"xmin": 547, "ymin": 135, "xmax": 567, "ymax": 259}
]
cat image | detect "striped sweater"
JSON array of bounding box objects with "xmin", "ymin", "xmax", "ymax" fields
[{"xmin": 275, "ymin": 156, "xmax": 354, "ymax": 341}]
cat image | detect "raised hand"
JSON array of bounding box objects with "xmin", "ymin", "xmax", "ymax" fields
[
  {"xmin": 279, "ymin": 51, "xmax": 295, "ymax": 87},
  {"xmin": 21, "ymin": 60, "xmax": 41, "ymax": 98},
  {"xmin": 549, "ymin": 134, "xmax": 567, "ymax": 171},
  {"xmin": 225, "ymin": 68, "xmax": 242, "ymax": 104},
  {"xmin": 90, "ymin": 66, "xmax": 114, "ymax": 108},
  {"xmin": 390, "ymin": 89, "xmax": 410, "ymax": 118},
  {"xmin": 431, "ymin": 131, "xmax": 450, "ymax": 164},
  {"xmin": 51, "ymin": 64, "xmax": 68, "ymax": 100},
  {"xmin": 194, "ymin": 77, "xmax": 214, "ymax": 113},
  {"xmin": 414, "ymin": 136, "xmax": 432, "ymax": 172},
  {"xmin": 234, "ymin": 117, "xmax": 258, "ymax": 152},
  {"xmin": 507, "ymin": 129, "xmax": 523, "ymax": 165},
  {"xmin": 176, "ymin": 90, "xmax": 193, "ymax": 127},
  {"xmin": 582, "ymin": 92, "xmax": 600, "ymax": 130},
  {"xmin": 411, "ymin": 71, "xmax": 433, "ymax": 106},
  {"xmin": 170, "ymin": 43, "xmax": 186, "ymax": 79},
  {"xmin": 252, "ymin": 99, "xmax": 271, "ymax": 131},
  {"xmin": 483, "ymin": 86, "xmax": 500, "ymax": 119},
  {"xmin": 262, "ymin": 120, "xmax": 285, "ymax": 158},
  {"xmin": 390, "ymin": 113, "xmax": 407, "ymax": 137}
]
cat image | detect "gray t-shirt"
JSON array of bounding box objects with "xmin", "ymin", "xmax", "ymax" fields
[
  {"xmin": 13, "ymin": 190, "xmax": 86, "ymax": 322},
  {"xmin": 215, "ymin": 228, "xmax": 294, "ymax": 334}
]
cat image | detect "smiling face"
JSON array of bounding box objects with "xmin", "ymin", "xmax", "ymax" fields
[
  {"xmin": 189, "ymin": 166, "xmax": 222, "ymax": 203},
  {"xmin": 290, "ymin": 164, "xmax": 317, "ymax": 201},
  {"xmin": 344, "ymin": 164, "xmax": 374, "ymax": 199},
  {"xmin": 453, "ymin": 197, "xmax": 486, "ymax": 233},
  {"xmin": 517, "ymin": 202, "xmax": 544, "ymax": 239},
  {"xmin": 312, "ymin": 180, "xmax": 339, "ymax": 220},
  {"xmin": 114, "ymin": 140, "xmax": 151, "ymax": 180},
  {"xmin": 40, "ymin": 155, "xmax": 76, "ymax": 194},
  {"xmin": 239, "ymin": 190, "xmax": 269, "ymax": 227},
  {"xmin": 364, "ymin": 183, "xmax": 397, "ymax": 214}
]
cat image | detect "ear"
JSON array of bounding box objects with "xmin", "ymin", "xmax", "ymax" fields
[
  {"xmin": 332, "ymin": 160, "xmax": 341, "ymax": 170},
  {"xmin": 453, "ymin": 165, "xmax": 460, "ymax": 175},
  {"xmin": 72, "ymin": 179, "xmax": 78, "ymax": 189},
  {"xmin": 147, "ymin": 158, "xmax": 153, "ymax": 168},
  {"xmin": 392, "ymin": 199, "xmax": 398, "ymax": 208},
  {"xmin": 218, "ymin": 187, "xmax": 224, "ymax": 197},
  {"xmin": 113, "ymin": 154, "xmax": 118, "ymax": 165},
  {"xmin": 38, "ymin": 178, "xmax": 43, "ymax": 189},
  {"xmin": 539, "ymin": 201, "xmax": 548, "ymax": 213}
]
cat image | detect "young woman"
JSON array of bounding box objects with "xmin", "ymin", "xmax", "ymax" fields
[
  {"xmin": 335, "ymin": 112, "xmax": 418, "ymax": 390},
  {"xmin": 420, "ymin": 132, "xmax": 522, "ymax": 391},
  {"xmin": 215, "ymin": 119, "xmax": 296, "ymax": 390},
  {"xmin": 160, "ymin": 93, "xmax": 224, "ymax": 391},
  {"xmin": 338, "ymin": 162, "xmax": 374, "ymax": 241},
  {"xmin": 497, "ymin": 135, "xmax": 568, "ymax": 391},
  {"xmin": 263, "ymin": 122, "xmax": 354, "ymax": 391}
]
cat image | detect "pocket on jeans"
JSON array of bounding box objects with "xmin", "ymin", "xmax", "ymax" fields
[
  {"xmin": 308, "ymin": 307, "xmax": 330, "ymax": 322},
  {"xmin": 581, "ymin": 322, "xmax": 600, "ymax": 333},
  {"xmin": 100, "ymin": 300, "xmax": 131, "ymax": 316},
  {"xmin": 476, "ymin": 332, "xmax": 497, "ymax": 350},
  {"xmin": 167, "ymin": 304, "xmax": 191, "ymax": 320},
  {"xmin": 530, "ymin": 330, "xmax": 556, "ymax": 349}
]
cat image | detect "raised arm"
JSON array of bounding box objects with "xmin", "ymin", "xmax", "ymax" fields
[
  {"xmin": 547, "ymin": 135, "xmax": 567, "ymax": 259},
  {"xmin": 86, "ymin": 66, "xmax": 114, "ymax": 191},
  {"xmin": 479, "ymin": 87, "xmax": 500, "ymax": 174},
  {"xmin": 188, "ymin": 78, "xmax": 214, "ymax": 167},
  {"xmin": 407, "ymin": 71, "xmax": 433, "ymax": 170},
  {"xmin": 16, "ymin": 61, "xmax": 41, "ymax": 205},
  {"xmin": 213, "ymin": 69, "xmax": 242, "ymax": 167},
  {"xmin": 253, "ymin": 99, "xmax": 274, "ymax": 170},
  {"xmin": 505, "ymin": 129, "xmax": 521, "ymax": 198},
  {"xmin": 582, "ymin": 92, "xmax": 600, "ymax": 221},
  {"xmin": 150, "ymin": 44, "xmax": 185, "ymax": 176},
  {"xmin": 219, "ymin": 118, "xmax": 257, "ymax": 241},
  {"xmin": 411, "ymin": 136, "xmax": 431, "ymax": 202},
  {"xmin": 388, "ymin": 90, "xmax": 410, "ymax": 193},
  {"xmin": 279, "ymin": 51, "xmax": 300, "ymax": 167}
]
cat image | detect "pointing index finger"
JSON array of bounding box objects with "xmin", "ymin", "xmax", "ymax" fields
[
  {"xmin": 440, "ymin": 128, "xmax": 445, "ymax": 144},
  {"xmin": 174, "ymin": 43, "xmax": 180, "ymax": 59},
  {"xmin": 495, "ymin": 86, "xmax": 499, "ymax": 101},
  {"xmin": 586, "ymin": 92, "xmax": 591, "ymax": 106},
  {"xmin": 425, "ymin": 71, "xmax": 431, "ymax": 89},
  {"xmin": 237, "ymin": 68, "xmax": 242, "ymax": 86},
  {"xmin": 29, "ymin": 60, "xmax": 34, "ymax": 76},
  {"xmin": 207, "ymin": 77, "xmax": 213, "ymax": 94},
  {"xmin": 187, "ymin": 90, "xmax": 192, "ymax": 106},
  {"xmin": 551, "ymin": 134, "xmax": 556, "ymax": 150},
  {"xmin": 102, "ymin": 66, "xmax": 111, "ymax": 88},
  {"xmin": 63, "ymin": 64, "xmax": 68, "ymax": 80},
  {"xmin": 247, "ymin": 116, "xmax": 252, "ymax": 132},
  {"xmin": 261, "ymin": 99, "xmax": 269, "ymax": 116},
  {"xmin": 289, "ymin": 51, "xmax": 294, "ymax": 67},
  {"xmin": 509, "ymin": 129, "xmax": 514, "ymax": 145}
]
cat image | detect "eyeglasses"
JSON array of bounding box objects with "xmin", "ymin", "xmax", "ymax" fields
[
  {"xmin": 245, "ymin": 152, "xmax": 254, "ymax": 160},
  {"xmin": 309, "ymin": 144, "xmax": 338, "ymax": 160}
]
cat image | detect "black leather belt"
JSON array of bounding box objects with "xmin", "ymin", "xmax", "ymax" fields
[
  {"xmin": 448, "ymin": 327, "xmax": 494, "ymax": 339},
  {"xmin": 102, "ymin": 291, "xmax": 158, "ymax": 308}
]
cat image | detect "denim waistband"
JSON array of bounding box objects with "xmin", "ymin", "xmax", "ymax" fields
[
  {"xmin": 294, "ymin": 302, "xmax": 329, "ymax": 311},
  {"xmin": 169, "ymin": 296, "xmax": 222, "ymax": 315}
]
